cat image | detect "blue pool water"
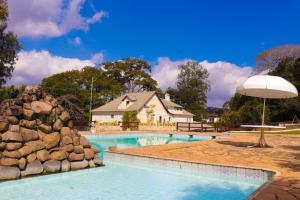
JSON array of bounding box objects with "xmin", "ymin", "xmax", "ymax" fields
[
  {"xmin": 87, "ymin": 133, "xmax": 208, "ymax": 159},
  {"xmin": 0, "ymin": 134, "xmax": 270, "ymax": 200}
]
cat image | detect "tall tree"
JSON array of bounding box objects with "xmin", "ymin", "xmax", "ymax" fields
[
  {"xmin": 102, "ymin": 58, "xmax": 158, "ymax": 94},
  {"xmin": 40, "ymin": 66, "xmax": 120, "ymax": 120},
  {"xmin": 224, "ymin": 57, "xmax": 300, "ymax": 127},
  {"xmin": 268, "ymin": 57, "xmax": 300, "ymax": 122},
  {"xmin": 0, "ymin": 0, "xmax": 21, "ymax": 86},
  {"xmin": 167, "ymin": 61, "xmax": 210, "ymax": 121},
  {"xmin": 255, "ymin": 45, "xmax": 300, "ymax": 74}
]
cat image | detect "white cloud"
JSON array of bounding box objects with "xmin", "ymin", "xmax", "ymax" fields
[
  {"xmin": 152, "ymin": 57, "xmax": 253, "ymax": 107},
  {"xmin": 86, "ymin": 11, "xmax": 108, "ymax": 24},
  {"xmin": 71, "ymin": 37, "xmax": 81, "ymax": 45},
  {"xmin": 90, "ymin": 53, "xmax": 104, "ymax": 65},
  {"xmin": 7, "ymin": 0, "xmax": 108, "ymax": 38},
  {"xmin": 6, "ymin": 50, "xmax": 96, "ymax": 86}
]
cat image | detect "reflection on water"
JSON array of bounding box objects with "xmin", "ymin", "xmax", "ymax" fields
[{"xmin": 90, "ymin": 135, "xmax": 199, "ymax": 159}]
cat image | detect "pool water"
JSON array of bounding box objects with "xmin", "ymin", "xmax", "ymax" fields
[
  {"xmin": 0, "ymin": 134, "xmax": 270, "ymax": 200},
  {"xmin": 0, "ymin": 160, "xmax": 264, "ymax": 200},
  {"xmin": 87, "ymin": 134, "xmax": 207, "ymax": 159}
]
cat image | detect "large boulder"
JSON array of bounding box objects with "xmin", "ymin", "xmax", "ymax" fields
[
  {"xmin": 38, "ymin": 124, "xmax": 52, "ymax": 133},
  {"xmin": 61, "ymin": 127, "xmax": 71, "ymax": 136},
  {"xmin": 43, "ymin": 160, "xmax": 61, "ymax": 173},
  {"xmin": 6, "ymin": 142, "xmax": 22, "ymax": 151},
  {"xmin": 36, "ymin": 149, "xmax": 50, "ymax": 162},
  {"xmin": 50, "ymin": 150, "xmax": 67, "ymax": 161},
  {"xmin": 20, "ymin": 120, "xmax": 37, "ymax": 129},
  {"xmin": 27, "ymin": 152, "xmax": 37, "ymax": 163},
  {"xmin": 21, "ymin": 160, "xmax": 43, "ymax": 177},
  {"xmin": 18, "ymin": 146, "xmax": 33, "ymax": 157},
  {"xmin": 6, "ymin": 106, "xmax": 23, "ymax": 116},
  {"xmin": 74, "ymin": 145, "xmax": 84, "ymax": 154},
  {"xmin": 20, "ymin": 127, "xmax": 39, "ymax": 142},
  {"xmin": 70, "ymin": 160, "xmax": 89, "ymax": 170},
  {"xmin": 61, "ymin": 136, "xmax": 73, "ymax": 145},
  {"xmin": 61, "ymin": 144, "xmax": 74, "ymax": 152},
  {"xmin": 25, "ymin": 140, "xmax": 45, "ymax": 152},
  {"xmin": 23, "ymin": 109, "xmax": 34, "ymax": 120},
  {"xmin": 0, "ymin": 120, "xmax": 9, "ymax": 132},
  {"xmin": 53, "ymin": 119, "xmax": 63, "ymax": 131},
  {"xmin": 2, "ymin": 131, "xmax": 23, "ymax": 142},
  {"xmin": 0, "ymin": 166, "xmax": 20, "ymax": 180},
  {"xmin": 80, "ymin": 136, "xmax": 90, "ymax": 148},
  {"xmin": 18, "ymin": 157, "xmax": 26, "ymax": 170},
  {"xmin": 68, "ymin": 152, "xmax": 84, "ymax": 161},
  {"xmin": 88, "ymin": 160, "xmax": 96, "ymax": 168},
  {"xmin": 31, "ymin": 101, "xmax": 52, "ymax": 115},
  {"xmin": 84, "ymin": 148, "xmax": 95, "ymax": 160},
  {"xmin": 61, "ymin": 159, "xmax": 70, "ymax": 172},
  {"xmin": 59, "ymin": 111, "xmax": 70, "ymax": 122},
  {"xmin": 43, "ymin": 132, "xmax": 60, "ymax": 149},
  {"xmin": 94, "ymin": 155, "xmax": 103, "ymax": 166},
  {"xmin": 2, "ymin": 150, "xmax": 21, "ymax": 159},
  {"xmin": 6, "ymin": 116, "xmax": 18, "ymax": 125},
  {"xmin": 0, "ymin": 158, "xmax": 19, "ymax": 166}
]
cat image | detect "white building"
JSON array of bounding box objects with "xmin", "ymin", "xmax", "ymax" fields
[{"xmin": 92, "ymin": 91, "xmax": 194, "ymax": 123}]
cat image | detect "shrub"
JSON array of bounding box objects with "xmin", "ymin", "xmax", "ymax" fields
[{"xmin": 122, "ymin": 111, "xmax": 139, "ymax": 122}]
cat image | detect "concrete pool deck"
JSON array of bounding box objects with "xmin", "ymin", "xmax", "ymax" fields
[{"xmin": 81, "ymin": 131, "xmax": 300, "ymax": 200}]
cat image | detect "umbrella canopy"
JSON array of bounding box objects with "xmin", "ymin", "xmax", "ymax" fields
[
  {"xmin": 236, "ymin": 75, "xmax": 298, "ymax": 99},
  {"xmin": 236, "ymin": 75, "xmax": 298, "ymax": 147}
]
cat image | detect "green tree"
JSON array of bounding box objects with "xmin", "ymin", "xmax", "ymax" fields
[
  {"xmin": 122, "ymin": 111, "xmax": 139, "ymax": 122},
  {"xmin": 40, "ymin": 66, "xmax": 120, "ymax": 120},
  {"xmin": 0, "ymin": 0, "xmax": 21, "ymax": 86},
  {"xmin": 102, "ymin": 58, "xmax": 159, "ymax": 94},
  {"xmin": 0, "ymin": 84, "xmax": 26, "ymax": 102},
  {"xmin": 268, "ymin": 57, "xmax": 300, "ymax": 122},
  {"xmin": 167, "ymin": 61, "xmax": 210, "ymax": 121},
  {"xmin": 224, "ymin": 57, "xmax": 300, "ymax": 127}
]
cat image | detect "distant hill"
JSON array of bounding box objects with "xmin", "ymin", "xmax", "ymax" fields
[{"xmin": 207, "ymin": 107, "xmax": 221, "ymax": 114}]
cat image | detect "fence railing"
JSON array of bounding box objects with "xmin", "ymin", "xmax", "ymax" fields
[
  {"xmin": 176, "ymin": 122, "xmax": 226, "ymax": 132},
  {"xmin": 118, "ymin": 121, "xmax": 139, "ymax": 130}
]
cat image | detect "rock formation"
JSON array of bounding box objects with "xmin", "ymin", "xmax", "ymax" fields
[{"xmin": 0, "ymin": 87, "xmax": 102, "ymax": 180}]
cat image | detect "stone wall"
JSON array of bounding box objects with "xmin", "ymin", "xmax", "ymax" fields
[{"xmin": 0, "ymin": 87, "xmax": 102, "ymax": 181}]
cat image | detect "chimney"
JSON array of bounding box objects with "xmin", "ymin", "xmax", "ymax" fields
[{"xmin": 165, "ymin": 93, "xmax": 171, "ymax": 101}]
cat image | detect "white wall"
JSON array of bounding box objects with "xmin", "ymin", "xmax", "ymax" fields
[
  {"xmin": 138, "ymin": 95, "xmax": 171, "ymax": 123},
  {"xmin": 171, "ymin": 116, "xmax": 193, "ymax": 123},
  {"xmin": 92, "ymin": 94, "xmax": 194, "ymax": 123},
  {"xmin": 92, "ymin": 113, "xmax": 122, "ymax": 123}
]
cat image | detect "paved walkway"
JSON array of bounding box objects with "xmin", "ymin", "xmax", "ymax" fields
[{"xmin": 110, "ymin": 133, "xmax": 300, "ymax": 200}]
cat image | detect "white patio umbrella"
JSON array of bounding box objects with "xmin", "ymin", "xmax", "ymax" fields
[{"xmin": 236, "ymin": 75, "xmax": 298, "ymax": 147}]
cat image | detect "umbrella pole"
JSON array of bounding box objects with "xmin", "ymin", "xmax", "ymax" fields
[{"xmin": 257, "ymin": 98, "xmax": 269, "ymax": 147}]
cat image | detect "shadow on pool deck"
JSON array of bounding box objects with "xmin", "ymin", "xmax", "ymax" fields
[{"xmin": 216, "ymin": 141, "xmax": 257, "ymax": 147}]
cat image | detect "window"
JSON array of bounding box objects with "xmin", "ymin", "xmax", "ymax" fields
[
  {"xmin": 126, "ymin": 100, "xmax": 130, "ymax": 106},
  {"xmin": 111, "ymin": 114, "xmax": 114, "ymax": 119}
]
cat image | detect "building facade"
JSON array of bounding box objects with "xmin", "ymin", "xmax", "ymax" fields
[{"xmin": 92, "ymin": 91, "xmax": 194, "ymax": 123}]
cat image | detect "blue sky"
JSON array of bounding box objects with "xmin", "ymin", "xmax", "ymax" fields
[
  {"xmin": 19, "ymin": 0, "xmax": 300, "ymax": 65},
  {"xmin": 6, "ymin": 0, "xmax": 300, "ymax": 106}
]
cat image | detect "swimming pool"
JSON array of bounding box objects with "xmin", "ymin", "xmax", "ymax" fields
[
  {"xmin": 0, "ymin": 134, "xmax": 272, "ymax": 200},
  {"xmin": 87, "ymin": 133, "xmax": 210, "ymax": 158}
]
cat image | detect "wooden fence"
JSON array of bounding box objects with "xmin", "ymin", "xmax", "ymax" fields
[
  {"xmin": 118, "ymin": 121, "xmax": 139, "ymax": 130},
  {"xmin": 176, "ymin": 122, "xmax": 226, "ymax": 132}
]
